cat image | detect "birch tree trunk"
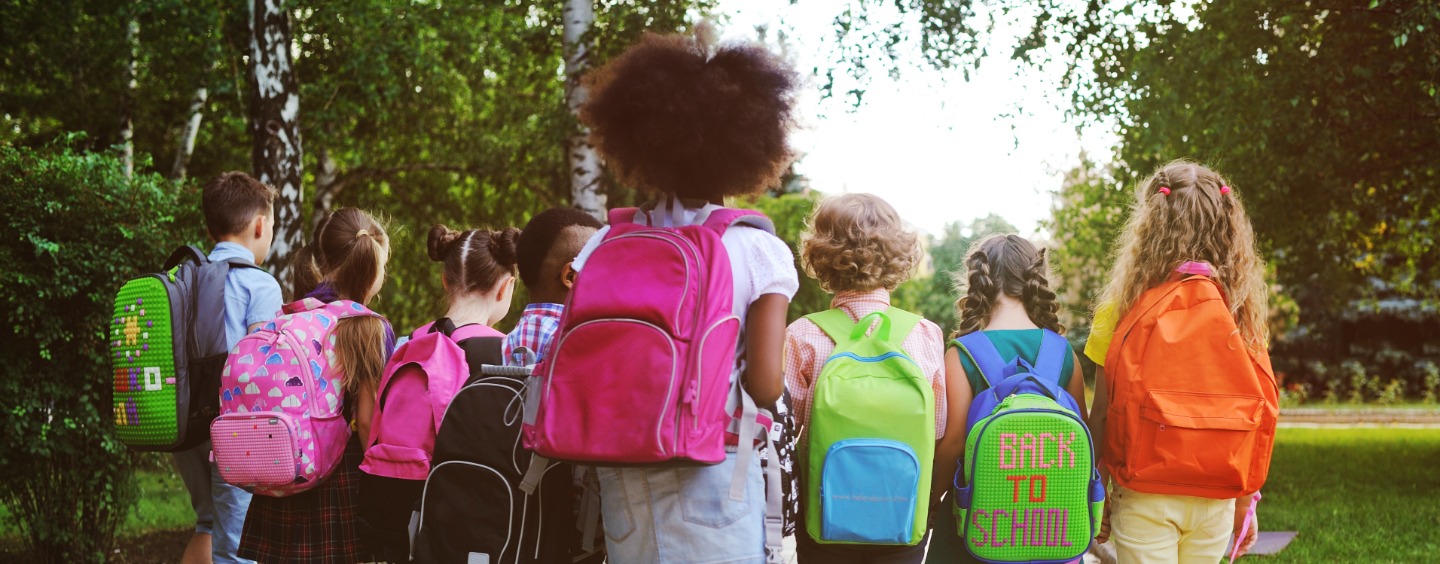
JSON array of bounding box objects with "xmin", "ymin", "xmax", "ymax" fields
[
  {"xmin": 120, "ymin": 16, "xmax": 138, "ymax": 180},
  {"xmin": 169, "ymin": 84, "xmax": 207, "ymax": 180},
  {"xmin": 563, "ymin": 0, "xmax": 604, "ymax": 220},
  {"xmin": 247, "ymin": 0, "xmax": 304, "ymax": 286}
]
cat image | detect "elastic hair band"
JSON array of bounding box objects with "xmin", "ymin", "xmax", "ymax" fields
[
  {"xmin": 354, "ymin": 229, "xmax": 371, "ymax": 240},
  {"xmin": 1220, "ymin": 185, "xmax": 1231, "ymax": 194},
  {"xmin": 1158, "ymin": 186, "xmax": 1171, "ymax": 195}
]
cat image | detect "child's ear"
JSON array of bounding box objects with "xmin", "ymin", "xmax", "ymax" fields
[
  {"xmin": 561, "ymin": 262, "xmax": 578, "ymax": 290},
  {"xmin": 252, "ymin": 214, "xmax": 265, "ymax": 239}
]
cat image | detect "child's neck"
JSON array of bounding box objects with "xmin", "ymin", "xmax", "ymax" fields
[
  {"xmin": 445, "ymin": 295, "xmax": 500, "ymax": 327},
  {"xmin": 984, "ymin": 295, "xmax": 1039, "ymax": 330},
  {"xmin": 215, "ymin": 235, "xmax": 260, "ymax": 263}
]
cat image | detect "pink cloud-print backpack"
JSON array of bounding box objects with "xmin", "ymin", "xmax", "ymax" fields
[{"xmin": 211, "ymin": 297, "xmax": 383, "ymax": 497}]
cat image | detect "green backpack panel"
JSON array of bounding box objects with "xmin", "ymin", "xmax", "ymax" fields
[{"xmin": 803, "ymin": 308, "xmax": 934, "ymax": 546}]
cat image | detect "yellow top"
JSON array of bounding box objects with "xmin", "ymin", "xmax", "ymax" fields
[{"xmin": 1084, "ymin": 302, "xmax": 1119, "ymax": 367}]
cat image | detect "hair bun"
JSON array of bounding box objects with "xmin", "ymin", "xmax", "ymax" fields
[
  {"xmin": 490, "ymin": 227, "xmax": 522, "ymax": 269},
  {"xmin": 427, "ymin": 224, "xmax": 463, "ymax": 262}
]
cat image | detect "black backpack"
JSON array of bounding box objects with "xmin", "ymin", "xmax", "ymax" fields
[
  {"xmin": 109, "ymin": 245, "xmax": 261, "ymax": 452},
  {"xmin": 358, "ymin": 322, "xmax": 505, "ymax": 563},
  {"xmin": 411, "ymin": 352, "xmax": 586, "ymax": 564}
]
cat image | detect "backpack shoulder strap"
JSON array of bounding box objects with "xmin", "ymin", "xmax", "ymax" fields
[
  {"xmin": 700, "ymin": 207, "xmax": 776, "ymax": 236},
  {"xmin": 219, "ymin": 257, "xmax": 263, "ymax": 271},
  {"xmin": 1032, "ymin": 329, "xmax": 1070, "ymax": 384},
  {"xmin": 803, "ymin": 308, "xmax": 855, "ymax": 346},
  {"xmin": 954, "ymin": 331, "xmax": 1005, "ymax": 389}
]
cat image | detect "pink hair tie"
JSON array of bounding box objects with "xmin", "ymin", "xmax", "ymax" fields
[
  {"xmin": 1158, "ymin": 186, "xmax": 1171, "ymax": 195},
  {"xmin": 1220, "ymin": 185, "xmax": 1232, "ymax": 194}
]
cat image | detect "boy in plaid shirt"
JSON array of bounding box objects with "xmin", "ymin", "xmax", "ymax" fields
[{"xmin": 504, "ymin": 208, "xmax": 602, "ymax": 363}]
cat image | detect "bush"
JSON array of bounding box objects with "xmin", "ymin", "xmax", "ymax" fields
[{"xmin": 0, "ymin": 138, "xmax": 200, "ymax": 562}]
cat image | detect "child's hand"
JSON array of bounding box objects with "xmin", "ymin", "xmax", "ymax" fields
[
  {"xmin": 1096, "ymin": 493, "xmax": 1113, "ymax": 543},
  {"xmin": 1231, "ymin": 497, "xmax": 1260, "ymax": 557}
]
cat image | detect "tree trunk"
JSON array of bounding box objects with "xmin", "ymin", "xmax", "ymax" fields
[
  {"xmin": 247, "ymin": 0, "xmax": 304, "ymax": 288},
  {"xmin": 563, "ymin": 0, "xmax": 604, "ymax": 220},
  {"xmin": 312, "ymin": 147, "xmax": 338, "ymax": 231},
  {"xmin": 120, "ymin": 16, "xmax": 138, "ymax": 180},
  {"xmin": 169, "ymin": 84, "xmax": 207, "ymax": 180}
]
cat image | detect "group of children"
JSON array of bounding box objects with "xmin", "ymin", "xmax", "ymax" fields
[{"xmin": 171, "ymin": 29, "xmax": 1272, "ymax": 564}]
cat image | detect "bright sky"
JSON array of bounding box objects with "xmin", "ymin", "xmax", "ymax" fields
[{"xmin": 721, "ymin": 0, "xmax": 1117, "ymax": 238}]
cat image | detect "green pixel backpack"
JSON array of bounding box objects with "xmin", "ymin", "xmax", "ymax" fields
[
  {"xmin": 951, "ymin": 330, "xmax": 1103, "ymax": 563},
  {"xmin": 803, "ymin": 307, "xmax": 934, "ymax": 546},
  {"xmin": 109, "ymin": 245, "xmax": 260, "ymax": 451}
]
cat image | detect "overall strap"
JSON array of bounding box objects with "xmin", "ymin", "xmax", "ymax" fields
[{"xmin": 954, "ymin": 331, "xmax": 1006, "ymax": 389}]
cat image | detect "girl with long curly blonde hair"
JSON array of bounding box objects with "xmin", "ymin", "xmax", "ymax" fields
[{"xmin": 1086, "ymin": 160, "xmax": 1269, "ymax": 562}]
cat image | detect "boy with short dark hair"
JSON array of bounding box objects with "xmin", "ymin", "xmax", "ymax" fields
[
  {"xmin": 503, "ymin": 208, "xmax": 603, "ymax": 363},
  {"xmin": 174, "ymin": 171, "xmax": 283, "ymax": 564}
]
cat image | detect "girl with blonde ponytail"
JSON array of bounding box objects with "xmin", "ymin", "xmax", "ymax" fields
[{"xmin": 238, "ymin": 207, "xmax": 395, "ymax": 563}]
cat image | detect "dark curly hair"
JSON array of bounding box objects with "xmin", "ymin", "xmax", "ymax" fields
[
  {"xmin": 953, "ymin": 234, "xmax": 1064, "ymax": 337},
  {"xmin": 581, "ymin": 31, "xmax": 799, "ymax": 200}
]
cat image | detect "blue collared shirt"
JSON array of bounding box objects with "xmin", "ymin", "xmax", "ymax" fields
[{"xmin": 208, "ymin": 242, "xmax": 284, "ymax": 349}]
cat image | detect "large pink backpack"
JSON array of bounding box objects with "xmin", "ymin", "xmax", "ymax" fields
[
  {"xmin": 212, "ymin": 298, "xmax": 382, "ymax": 497},
  {"xmin": 523, "ymin": 204, "xmax": 774, "ymax": 466},
  {"xmin": 361, "ymin": 320, "xmax": 502, "ymax": 480}
]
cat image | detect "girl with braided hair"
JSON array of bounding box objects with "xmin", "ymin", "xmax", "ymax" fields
[{"xmin": 927, "ymin": 234, "xmax": 1087, "ymax": 563}]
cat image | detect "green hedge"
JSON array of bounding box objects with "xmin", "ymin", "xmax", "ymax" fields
[{"xmin": 0, "ymin": 137, "xmax": 201, "ymax": 562}]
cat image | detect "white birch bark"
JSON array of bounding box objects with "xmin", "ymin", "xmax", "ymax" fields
[
  {"xmin": 248, "ymin": 0, "xmax": 304, "ymax": 287},
  {"xmin": 120, "ymin": 17, "xmax": 138, "ymax": 180},
  {"xmin": 564, "ymin": 0, "xmax": 605, "ymax": 220},
  {"xmin": 169, "ymin": 84, "xmax": 207, "ymax": 180}
]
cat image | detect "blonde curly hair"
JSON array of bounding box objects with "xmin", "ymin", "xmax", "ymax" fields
[
  {"xmin": 801, "ymin": 193, "xmax": 922, "ymax": 293},
  {"xmin": 1098, "ymin": 159, "xmax": 1269, "ymax": 351}
]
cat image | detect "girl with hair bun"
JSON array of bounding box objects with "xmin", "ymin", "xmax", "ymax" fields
[
  {"xmin": 927, "ymin": 234, "xmax": 1088, "ymax": 563},
  {"xmin": 568, "ymin": 25, "xmax": 801, "ymax": 563},
  {"xmin": 425, "ymin": 223, "xmax": 522, "ymax": 329}
]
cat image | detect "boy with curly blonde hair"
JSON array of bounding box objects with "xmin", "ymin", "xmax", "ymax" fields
[{"xmin": 783, "ymin": 193, "xmax": 959, "ymax": 563}]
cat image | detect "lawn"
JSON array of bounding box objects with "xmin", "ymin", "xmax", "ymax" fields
[
  {"xmin": 3, "ymin": 428, "xmax": 1439, "ymax": 562},
  {"xmin": 1252, "ymin": 427, "xmax": 1440, "ymax": 562}
]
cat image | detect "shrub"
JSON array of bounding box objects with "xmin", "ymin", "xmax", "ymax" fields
[{"xmin": 0, "ymin": 138, "xmax": 200, "ymax": 562}]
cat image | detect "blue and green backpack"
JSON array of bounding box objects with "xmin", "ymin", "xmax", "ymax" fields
[
  {"xmin": 804, "ymin": 307, "xmax": 934, "ymax": 546},
  {"xmin": 952, "ymin": 330, "xmax": 1104, "ymax": 563}
]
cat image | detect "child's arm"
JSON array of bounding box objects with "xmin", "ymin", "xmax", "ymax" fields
[
  {"xmin": 1067, "ymin": 352, "xmax": 1089, "ymax": 421},
  {"xmin": 354, "ymin": 379, "xmax": 376, "ymax": 448},
  {"xmin": 1090, "ymin": 365, "xmax": 1113, "ymax": 543},
  {"xmin": 743, "ymin": 293, "xmax": 790, "ymax": 406},
  {"xmin": 933, "ymin": 348, "xmax": 972, "ymax": 501}
]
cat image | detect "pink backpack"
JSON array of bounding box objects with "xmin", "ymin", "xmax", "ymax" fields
[
  {"xmin": 361, "ymin": 320, "xmax": 502, "ymax": 480},
  {"xmin": 523, "ymin": 204, "xmax": 774, "ymax": 466},
  {"xmin": 212, "ymin": 298, "xmax": 382, "ymax": 497}
]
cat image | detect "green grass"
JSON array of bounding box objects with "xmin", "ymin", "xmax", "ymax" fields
[
  {"xmin": 0, "ymin": 464, "xmax": 194, "ymax": 542},
  {"xmin": 4, "ymin": 429, "xmax": 1439, "ymax": 561},
  {"xmin": 1252, "ymin": 428, "xmax": 1440, "ymax": 562}
]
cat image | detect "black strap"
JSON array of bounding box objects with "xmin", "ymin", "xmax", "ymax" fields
[
  {"xmin": 219, "ymin": 257, "xmax": 263, "ymax": 271},
  {"xmin": 429, "ymin": 317, "xmax": 459, "ymax": 337}
]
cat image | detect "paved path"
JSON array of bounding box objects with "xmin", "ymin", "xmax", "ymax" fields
[{"xmin": 1279, "ymin": 407, "xmax": 1440, "ymax": 427}]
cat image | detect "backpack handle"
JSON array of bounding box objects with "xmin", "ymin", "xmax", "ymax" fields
[
  {"xmin": 162, "ymin": 245, "xmax": 208, "ymax": 270},
  {"xmin": 989, "ymin": 371, "xmax": 1066, "ymax": 402},
  {"xmin": 853, "ymin": 311, "xmax": 894, "ymax": 341}
]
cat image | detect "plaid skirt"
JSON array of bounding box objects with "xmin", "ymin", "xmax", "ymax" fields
[{"xmin": 238, "ymin": 438, "xmax": 374, "ymax": 564}]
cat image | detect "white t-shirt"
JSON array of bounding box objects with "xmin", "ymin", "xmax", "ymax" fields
[{"xmin": 572, "ymin": 205, "xmax": 800, "ymax": 385}]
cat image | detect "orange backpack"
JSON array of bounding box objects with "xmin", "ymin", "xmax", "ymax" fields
[{"xmin": 1103, "ymin": 275, "xmax": 1278, "ymax": 499}]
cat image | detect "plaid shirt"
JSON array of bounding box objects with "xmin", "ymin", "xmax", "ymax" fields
[
  {"xmin": 504, "ymin": 303, "xmax": 565, "ymax": 364},
  {"xmin": 783, "ymin": 289, "xmax": 948, "ymax": 441}
]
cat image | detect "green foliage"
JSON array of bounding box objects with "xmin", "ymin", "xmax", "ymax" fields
[
  {"xmin": 733, "ymin": 191, "xmax": 828, "ymax": 322},
  {"xmin": 0, "ymin": 139, "xmax": 199, "ymax": 562},
  {"xmin": 893, "ymin": 214, "xmax": 1017, "ymax": 335},
  {"xmin": 1041, "ymin": 155, "xmax": 1130, "ymax": 341}
]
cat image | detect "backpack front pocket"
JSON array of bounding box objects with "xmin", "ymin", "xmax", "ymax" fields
[
  {"xmin": 1132, "ymin": 390, "xmax": 1263, "ymax": 492},
  {"xmin": 212, "ymin": 413, "xmax": 301, "ymax": 487},
  {"xmin": 820, "ymin": 439, "xmax": 919, "ymax": 544}
]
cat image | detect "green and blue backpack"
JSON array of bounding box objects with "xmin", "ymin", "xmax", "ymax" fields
[
  {"xmin": 109, "ymin": 245, "xmax": 260, "ymax": 451},
  {"xmin": 803, "ymin": 307, "xmax": 934, "ymax": 546},
  {"xmin": 952, "ymin": 330, "xmax": 1104, "ymax": 564}
]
